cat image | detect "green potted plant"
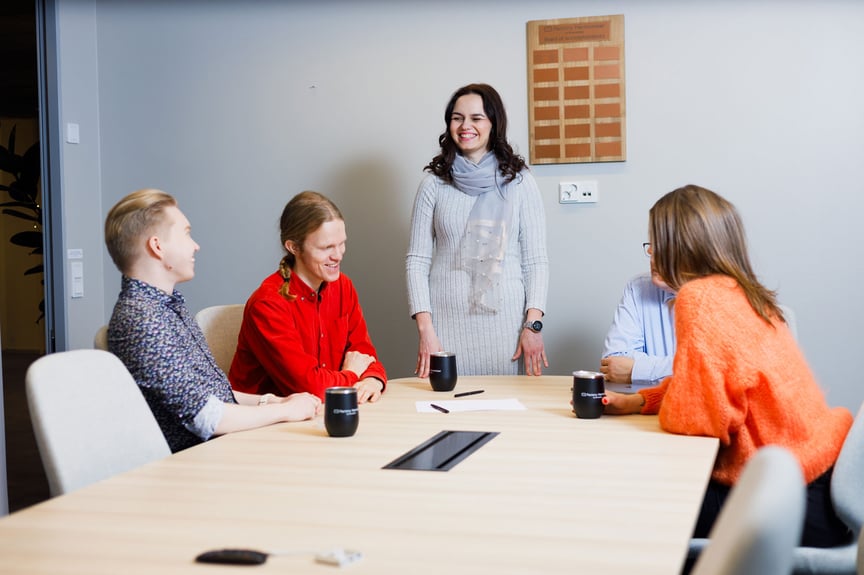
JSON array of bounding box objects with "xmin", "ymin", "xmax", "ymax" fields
[{"xmin": 0, "ymin": 123, "xmax": 43, "ymax": 323}]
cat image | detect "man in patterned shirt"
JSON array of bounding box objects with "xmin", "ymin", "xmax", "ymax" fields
[{"xmin": 105, "ymin": 189, "xmax": 320, "ymax": 452}]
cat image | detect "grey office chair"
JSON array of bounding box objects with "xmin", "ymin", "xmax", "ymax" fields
[
  {"xmin": 790, "ymin": 402, "xmax": 864, "ymax": 574},
  {"xmin": 26, "ymin": 349, "xmax": 171, "ymax": 496},
  {"xmin": 779, "ymin": 303, "xmax": 798, "ymax": 340},
  {"xmin": 691, "ymin": 446, "xmax": 806, "ymax": 575},
  {"xmin": 93, "ymin": 324, "xmax": 109, "ymax": 350},
  {"xmin": 195, "ymin": 304, "xmax": 244, "ymax": 374}
]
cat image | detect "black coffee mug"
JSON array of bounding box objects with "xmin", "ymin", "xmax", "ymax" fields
[
  {"xmin": 429, "ymin": 352, "xmax": 457, "ymax": 392},
  {"xmin": 572, "ymin": 370, "xmax": 605, "ymax": 419},
  {"xmin": 324, "ymin": 387, "xmax": 359, "ymax": 437}
]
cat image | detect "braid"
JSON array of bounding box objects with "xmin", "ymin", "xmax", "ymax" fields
[{"xmin": 278, "ymin": 255, "xmax": 296, "ymax": 301}]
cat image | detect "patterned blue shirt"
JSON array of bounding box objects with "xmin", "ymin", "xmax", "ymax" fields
[{"xmin": 108, "ymin": 276, "xmax": 237, "ymax": 452}]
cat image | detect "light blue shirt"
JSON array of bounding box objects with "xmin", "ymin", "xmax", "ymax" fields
[{"xmin": 602, "ymin": 273, "xmax": 676, "ymax": 388}]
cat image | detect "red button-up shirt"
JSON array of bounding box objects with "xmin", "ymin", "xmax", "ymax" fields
[{"xmin": 229, "ymin": 271, "xmax": 387, "ymax": 399}]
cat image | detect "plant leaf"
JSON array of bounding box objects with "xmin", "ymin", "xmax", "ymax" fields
[
  {"xmin": 10, "ymin": 230, "xmax": 43, "ymax": 248},
  {"xmin": 21, "ymin": 143, "xmax": 41, "ymax": 183},
  {"xmin": 0, "ymin": 146, "xmax": 13, "ymax": 173},
  {"xmin": 2, "ymin": 208, "xmax": 40, "ymax": 222},
  {"xmin": 7, "ymin": 185, "xmax": 30, "ymax": 203},
  {"xmin": 7, "ymin": 126, "xmax": 16, "ymax": 156}
]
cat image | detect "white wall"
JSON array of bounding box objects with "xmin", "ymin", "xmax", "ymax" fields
[{"xmin": 54, "ymin": 0, "xmax": 864, "ymax": 411}]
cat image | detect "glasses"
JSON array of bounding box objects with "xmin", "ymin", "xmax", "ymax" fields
[{"xmin": 642, "ymin": 242, "xmax": 652, "ymax": 257}]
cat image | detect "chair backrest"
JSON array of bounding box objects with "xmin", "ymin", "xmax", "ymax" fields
[
  {"xmin": 789, "ymin": 403, "xmax": 864, "ymax": 575},
  {"xmin": 692, "ymin": 446, "xmax": 806, "ymax": 575},
  {"xmin": 93, "ymin": 324, "xmax": 109, "ymax": 350},
  {"xmin": 26, "ymin": 349, "xmax": 171, "ymax": 496},
  {"xmin": 832, "ymin": 402, "xmax": 864, "ymax": 536},
  {"xmin": 194, "ymin": 304, "xmax": 244, "ymax": 375},
  {"xmin": 779, "ymin": 304, "xmax": 798, "ymax": 340}
]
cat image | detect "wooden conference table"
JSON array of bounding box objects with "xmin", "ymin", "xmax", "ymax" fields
[{"xmin": 0, "ymin": 376, "xmax": 718, "ymax": 575}]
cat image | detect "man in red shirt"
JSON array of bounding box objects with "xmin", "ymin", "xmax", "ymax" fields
[{"xmin": 230, "ymin": 191, "xmax": 386, "ymax": 403}]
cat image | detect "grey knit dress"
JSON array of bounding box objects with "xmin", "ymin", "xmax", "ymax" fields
[{"xmin": 406, "ymin": 170, "xmax": 549, "ymax": 375}]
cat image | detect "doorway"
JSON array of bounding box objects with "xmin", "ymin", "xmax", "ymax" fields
[{"xmin": 0, "ymin": 0, "xmax": 51, "ymax": 512}]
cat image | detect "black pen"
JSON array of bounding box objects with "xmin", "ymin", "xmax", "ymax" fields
[
  {"xmin": 430, "ymin": 403, "xmax": 450, "ymax": 414},
  {"xmin": 454, "ymin": 390, "xmax": 484, "ymax": 398}
]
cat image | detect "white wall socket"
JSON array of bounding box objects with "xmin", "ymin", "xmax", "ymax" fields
[{"xmin": 559, "ymin": 180, "xmax": 599, "ymax": 204}]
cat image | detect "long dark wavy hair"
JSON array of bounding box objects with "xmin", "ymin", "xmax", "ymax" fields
[
  {"xmin": 424, "ymin": 83, "xmax": 526, "ymax": 185},
  {"xmin": 649, "ymin": 184, "xmax": 784, "ymax": 325}
]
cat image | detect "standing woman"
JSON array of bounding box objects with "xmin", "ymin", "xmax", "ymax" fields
[
  {"xmin": 605, "ymin": 185, "xmax": 853, "ymax": 548},
  {"xmin": 230, "ymin": 191, "xmax": 387, "ymax": 403},
  {"xmin": 407, "ymin": 83, "xmax": 549, "ymax": 377}
]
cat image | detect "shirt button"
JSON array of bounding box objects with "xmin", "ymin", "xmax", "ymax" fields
[{"xmin": 322, "ymin": 363, "xmax": 326, "ymax": 367}]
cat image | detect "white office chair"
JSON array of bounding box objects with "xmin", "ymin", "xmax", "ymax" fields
[
  {"xmin": 790, "ymin": 402, "xmax": 864, "ymax": 574},
  {"xmin": 26, "ymin": 349, "xmax": 171, "ymax": 496},
  {"xmin": 93, "ymin": 324, "xmax": 108, "ymax": 350},
  {"xmin": 691, "ymin": 446, "xmax": 806, "ymax": 575},
  {"xmin": 195, "ymin": 304, "xmax": 244, "ymax": 375}
]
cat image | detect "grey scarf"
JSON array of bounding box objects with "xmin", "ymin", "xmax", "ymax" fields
[{"xmin": 451, "ymin": 152, "xmax": 515, "ymax": 314}]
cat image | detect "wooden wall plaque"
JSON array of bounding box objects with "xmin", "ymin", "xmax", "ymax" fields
[{"xmin": 527, "ymin": 15, "xmax": 626, "ymax": 164}]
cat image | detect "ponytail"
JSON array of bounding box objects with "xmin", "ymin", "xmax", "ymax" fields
[{"xmin": 278, "ymin": 255, "xmax": 296, "ymax": 301}]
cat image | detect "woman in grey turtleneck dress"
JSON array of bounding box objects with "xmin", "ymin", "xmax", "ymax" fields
[{"xmin": 407, "ymin": 83, "xmax": 549, "ymax": 378}]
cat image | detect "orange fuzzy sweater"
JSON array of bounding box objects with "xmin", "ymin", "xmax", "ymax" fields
[{"xmin": 638, "ymin": 275, "xmax": 852, "ymax": 485}]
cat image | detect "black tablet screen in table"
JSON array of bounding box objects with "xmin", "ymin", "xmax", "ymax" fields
[{"xmin": 383, "ymin": 430, "xmax": 499, "ymax": 471}]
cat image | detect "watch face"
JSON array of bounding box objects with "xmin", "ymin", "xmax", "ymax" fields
[{"xmin": 532, "ymin": 321, "xmax": 543, "ymax": 331}]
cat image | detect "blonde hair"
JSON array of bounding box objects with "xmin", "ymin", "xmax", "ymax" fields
[
  {"xmin": 105, "ymin": 188, "xmax": 177, "ymax": 273},
  {"xmin": 277, "ymin": 191, "xmax": 343, "ymax": 300},
  {"xmin": 649, "ymin": 184, "xmax": 784, "ymax": 325}
]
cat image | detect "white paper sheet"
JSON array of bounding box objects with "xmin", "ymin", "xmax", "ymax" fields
[{"xmin": 416, "ymin": 398, "xmax": 527, "ymax": 413}]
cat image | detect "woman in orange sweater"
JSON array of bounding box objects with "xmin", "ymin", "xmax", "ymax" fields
[{"xmin": 605, "ymin": 184, "xmax": 853, "ymax": 547}]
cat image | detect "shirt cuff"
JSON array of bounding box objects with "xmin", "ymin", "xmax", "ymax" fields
[{"xmin": 188, "ymin": 395, "xmax": 225, "ymax": 440}]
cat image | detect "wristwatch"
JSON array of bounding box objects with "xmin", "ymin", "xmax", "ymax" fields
[{"xmin": 522, "ymin": 320, "xmax": 543, "ymax": 333}]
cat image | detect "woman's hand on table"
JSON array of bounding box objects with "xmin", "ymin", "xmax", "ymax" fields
[
  {"xmin": 278, "ymin": 392, "xmax": 322, "ymax": 420},
  {"xmin": 603, "ymin": 390, "xmax": 645, "ymax": 415}
]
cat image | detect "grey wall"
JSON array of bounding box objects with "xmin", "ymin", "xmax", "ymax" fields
[
  {"xmin": 53, "ymin": 0, "xmax": 864, "ymax": 411},
  {"xmin": 55, "ymin": 0, "xmax": 105, "ymax": 351}
]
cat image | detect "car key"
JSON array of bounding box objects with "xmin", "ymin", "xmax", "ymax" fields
[{"xmin": 195, "ymin": 548, "xmax": 269, "ymax": 565}]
